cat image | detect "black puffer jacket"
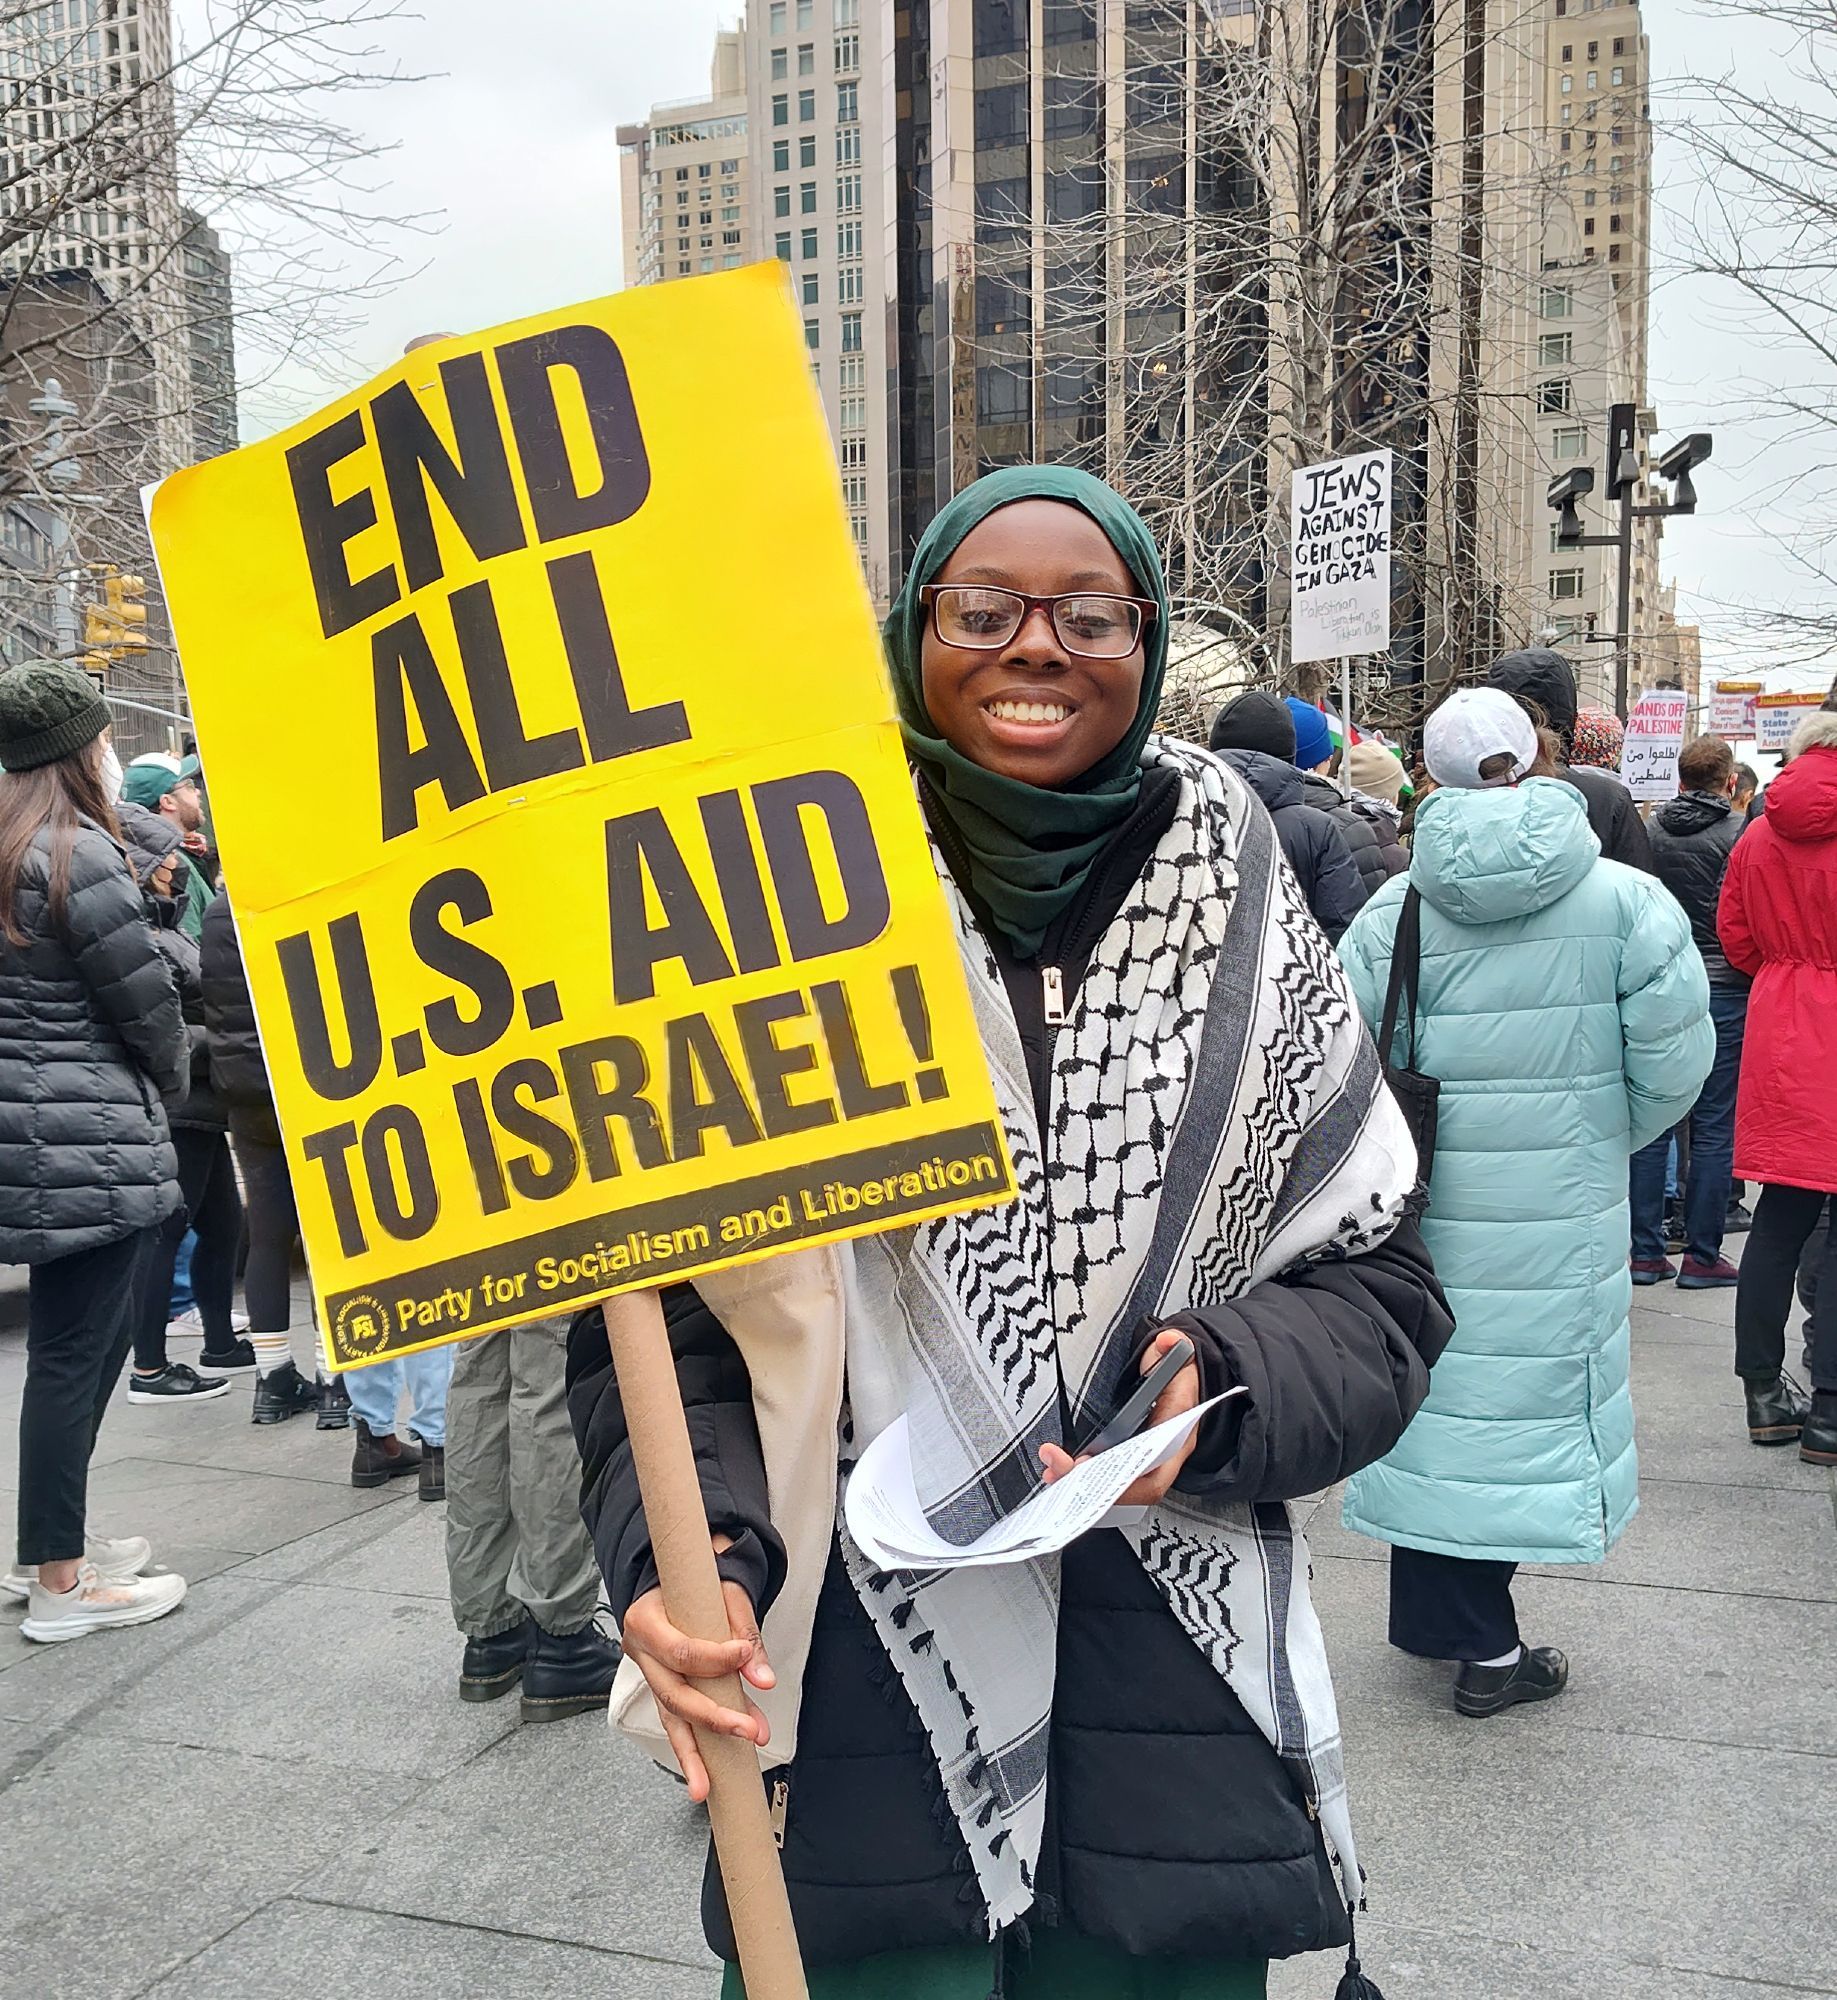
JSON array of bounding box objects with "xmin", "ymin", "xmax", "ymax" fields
[
  {"xmin": 1485, "ymin": 649, "xmax": 1655, "ymax": 873},
  {"xmin": 1299, "ymin": 771, "xmax": 1407, "ymax": 897},
  {"xmin": 1217, "ymin": 749, "xmax": 1367, "ymax": 942},
  {"xmin": 0, "ymin": 820, "xmax": 186, "ymax": 1263},
  {"xmin": 200, "ymin": 888, "xmax": 277, "ymax": 1143},
  {"xmin": 1649, "ymin": 789, "xmax": 1747, "ymax": 986},
  {"xmin": 568, "ymin": 788, "xmax": 1455, "ymax": 1978}
]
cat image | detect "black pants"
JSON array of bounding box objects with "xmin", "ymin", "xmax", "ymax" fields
[
  {"xmin": 1735, "ymin": 1183, "xmax": 1837, "ymax": 1392},
  {"xmin": 1388, "ymin": 1545, "xmax": 1520, "ymax": 1663},
  {"xmin": 229, "ymin": 1120, "xmax": 297, "ymax": 1334},
  {"xmin": 133, "ymin": 1128, "xmax": 244, "ymax": 1368},
  {"xmin": 18, "ymin": 1227, "xmax": 158, "ymax": 1566}
]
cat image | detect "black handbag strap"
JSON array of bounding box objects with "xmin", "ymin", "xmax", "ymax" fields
[{"xmin": 1378, "ymin": 886, "xmax": 1425, "ymax": 1071}]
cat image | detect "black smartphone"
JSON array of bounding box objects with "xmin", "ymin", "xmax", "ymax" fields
[{"xmin": 1071, "ymin": 1335, "xmax": 1197, "ymax": 1458}]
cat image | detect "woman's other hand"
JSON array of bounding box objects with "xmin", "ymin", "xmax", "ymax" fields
[
  {"xmin": 618, "ymin": 1532, "xmax": 775, "ymax": 1802},
  {"xmin": 1037, "ymin": 1328, "xmax": 1202, "ymax": 1507}
]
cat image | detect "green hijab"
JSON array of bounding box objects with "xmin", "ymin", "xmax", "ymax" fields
[{"xmin": 884, "ymin": 466, "xmax": 1171, "ymax": 958}]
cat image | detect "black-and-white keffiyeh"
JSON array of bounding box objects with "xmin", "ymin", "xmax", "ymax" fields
[{"xmin": 837, "ymin": 736, "xmax": 1417, "ymax": 1933}]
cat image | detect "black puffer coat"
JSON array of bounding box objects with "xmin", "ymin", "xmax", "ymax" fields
[
  {"xmin": 0, "ymin": 820, "xmax": 186, "ymax": 1263},
  {"xmin": 200, "ymin": 889, "xmax": 278, "ymax": 1144},
  {"xmin": 1485, "ymin": 649, "xmax": 1656, "ymax": 873},
  {"xmin": 1649, "ymin": 790, "xmax": 1747, "ymax": 986},
  {"xmin": 1217, "ymin": 749, "xmax": 1368, "ymax": 942},
  {"xmin": 120, "ymin": 806, "xmax": 221, "ymax": 1133},
  {"xmin": 1299, "ymin": 771, "xmax": 1408, "ymax": 897},
  {"xmin": 568, "ymin": 784, "xmax": 1455, "ymax": 1978}
]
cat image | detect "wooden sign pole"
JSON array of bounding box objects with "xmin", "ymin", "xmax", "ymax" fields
[{"xmin": 601, "ymin": 1289, "xmax": 809, "ymax": 2000}]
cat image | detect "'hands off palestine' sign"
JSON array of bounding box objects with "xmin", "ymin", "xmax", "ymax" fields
[
  {"xmin": 1290, "ymin": 448, "xmax": 1393, "ymax": 666},
  {"xmin": 149, "ymin": 266, "xmax": 1015, "ymax": 1370}
]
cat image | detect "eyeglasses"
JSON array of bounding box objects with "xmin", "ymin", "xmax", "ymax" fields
[{"xmin": 920, "ymin": 585, "xmax": 1155, "ymax": 661}]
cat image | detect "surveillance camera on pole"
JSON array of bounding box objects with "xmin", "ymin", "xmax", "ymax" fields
[
  {"xmin": 1543, "ymin": 405, "xmax": 1714, "ymax": 721},
  {"xmin": 1546, "ymin": 465, "xmax": 1595, "ymax": 548}
]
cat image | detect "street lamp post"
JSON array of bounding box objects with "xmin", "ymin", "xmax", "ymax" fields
[{"xmin": 1545, "ymin": 402, "xmax": 1712, "ymax": 720}]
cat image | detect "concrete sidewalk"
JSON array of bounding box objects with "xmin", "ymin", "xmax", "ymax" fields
[{"xmin": 1, "ymin": 1270, "xmax": 1832, "ymax": 1999}]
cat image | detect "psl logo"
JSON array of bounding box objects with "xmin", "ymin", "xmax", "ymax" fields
[{"xmin": 333, "ymin": 1294, "xmax": 393, "ymax": 1360}]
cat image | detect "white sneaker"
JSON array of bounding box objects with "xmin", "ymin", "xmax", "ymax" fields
[
  {"xmin": 0, "ymin": 1530, "xmax": 151, "ymax": 1602},
  {"xmin": 166, "ymin": 1306, "xmax": 251, "ymax": 1341},
  {"xmin": 20, "ymin": 1564, "xmax": 186, "ymax": 1643}
]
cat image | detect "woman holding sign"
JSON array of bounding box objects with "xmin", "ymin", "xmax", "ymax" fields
[{"xmin": 571, "ymin": 469, "xmax": 1454, "ymax": 1997}]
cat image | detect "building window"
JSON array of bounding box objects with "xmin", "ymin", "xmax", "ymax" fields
[
  {"xmin": 840, "ymin": 392, "xmax": 866, "ymax": 428},
  {"xmin": 1609, "ymin": 211, "xmax": 1622, "ymax": 231},
  {"xmin": 723, "ymin": 252, "xmax": 742, "ymax": 268},
  {"xmin": 801, "ymin": 180, "xmax": 817, "ymax": 213},
  {"xmin": 836, "ymin": 0, "xmax": 860, "ymax": 22},
  {"xmin": 1584, "ymin": 188, "xmax": 1597, "ymax": 206},
  {"xmin": 837, "ymin": 126, "xmax": 862, "ymax": 165},
  {"xmin": 839, "ymin": 265, "xmax": 863, "ymax": 304},
  {"xmin": 1540, "ymin": 284, "xmax": 1573, "ymax": 317},
  {"xmin": 1560, "ymin": 73, "xmax": 1572, "ymax": 93},
  {"xmin": 840, "ymin": 311, "xmax": 863, "ymax": 353},
  {"xmin": 701, "ymin": 256, "xmax": 715, "ymax": 272},
  {"xmin": 1608, "ymin": 244, "xmax": 1622, "ymax": 263},
  {"xmin": 1613, "ymin": 35, "xmax": 1625, "ymax": 53},
  {"xmin": 1551, "ymin": 424, "xmax": 1587, "ymax": 460},
  {"xmin": 1537, "ymin": 378, "xmax": 1573, "ymax": 414},
  {"xmin": 698, "ymin": 162, "xmax": 711, "ymax": 179},
  {"xmin": 1583, "ymin": 216, "xmax": 1595, "ymax": 237},
  {"xmin": 976, "ymin": 83, "xmax": 1028, "ymax": 147},
  {"xmin": 800, "ymin": 133, "xmax": 817, "ymax": 168},
  {"xmin": 775, "ymin": 185, "xmax": 791, "ymax": 217},
  {"xmin": 1611, "ymin": 65, "xmax": 1624, "ymax": 84},
  {"xmin": 977, "ymin": 362, "xmax": 1028, "ymax": 424},
  {"xmin": 837, "ymin": 172, "xmax": 863, "ymax": 213},
  {"xmin": 1561, "ymin": 105, "xmax": 1571, "ymax": 123},
  {"xmin": 802, "ymin": 226, "xmax": 819, "ymax": 258},
  {"xmin": 835, "ymin": 32, "xmax": 859, "ymax": 73},
  {"xmin": 771, "ymin": 46, "xmax": 788, "ymax": 79},
  {"xmin": 839, "ymin": 354, "xmax": 866, "ymax": 389},
  {"xmin": 838, "ymin": 218, "xmax": 862, "ymax": 258},
  {"xmin": 723, "ymin": 227, "xmax": 742, "ymax": 244},
  {"xmin": 805, "ymin": 318, "xmax": 820, "ymax": 351},
  {"xmin": 723, "ymin": 206, "xmax": 740, "ymax": 223},
  {"xmin": 775, "ymin": 230, "xmax": 792, "ymax": 260},
  {"xmin": 772, "ymin": 94, "xmax": 788, "ymax": 126},
  {"xmin": 798, "ymin": 88, "xmax": 816, "ymax": 120},
  {"xmin": 773, "ymin": 139, "xmax": 790, "ymax": 172},
  {"xmin": 1560, "ymin": 133, "xmax": 1572, "ymax": 152},
  {"xmin": 840, "ymin": 434, "xmax": 868, "ymax": 467},
  {"xmin": 769, "ymin": 0, "xmax": 786, "ymax": 28},
  {"xmin": 802, "ymin": 272, "xmax": 819, "ymax": 304},
  {"xmin": 1550, "ymin": 567, "xmax": 1585, "ymax": 600},
  {"xmin": 1560, "ymin": 42, "xmax": 1572, "ymax": 59},
  {"xmin": 722, "ymin": 158, "xmax": 740, "ymax": 175},
  {"xmin": 837, "ymin": 80, "xmax": 859, "ymax": 122},
  {"xmin": 679, "ymin": 260, "xmax": 692, "ymax": 275},
  {"xmin": 1538, "ymin": 331, "xmax": 1573, "ymax": 365},
  {"xmin": 1586, "ymin": 69, "xmax": 1597, "ymax": 89},
  {"xmin": 797, "ymin": 0, "xmax": 813, "ymax": 25},
  {"xmin": 796, "ymin": 41, "xmax": 813, "ymax": 75},
  {"xmin": 1587, "ymin": 39, "xmax": 1598, "ymax": 57}
]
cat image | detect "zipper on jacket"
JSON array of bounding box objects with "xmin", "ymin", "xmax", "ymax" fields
[
  {"xmin": 1042, "ymin": 965, "xmax": 1067, "ymax": 1025},
  {"xmin": 768, "ymin": 1772, "xmax": 790, "ymax": 1849}
]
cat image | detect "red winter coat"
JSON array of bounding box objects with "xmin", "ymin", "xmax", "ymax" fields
[{"xmin": 1718, "ymin": 744, "xmax": 1837, "ymax": 1192}]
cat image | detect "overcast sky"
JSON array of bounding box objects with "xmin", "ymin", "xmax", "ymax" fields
[{"xmin": 188, "ymin": 0, "xmax": 1828, "ymax": 687}]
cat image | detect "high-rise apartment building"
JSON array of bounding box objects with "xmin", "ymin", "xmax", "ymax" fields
[
  {"xmin": 179, "ymin": 207, "xmax": 237, "ymax": 461},
  {"xmin": 742, "ymin": 0, "xmax": 891, "ymax": 603},
  {"xmin": 617, "ymin": 30, "xmax": 749, "ymax": 290},
  {"xmin": 1528, "ymin": 0, "xmax": 1657, "ymax": 706}
]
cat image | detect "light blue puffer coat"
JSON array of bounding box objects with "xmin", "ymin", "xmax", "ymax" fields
[{"xmin": 1338, "ymin": 778, "xmax": 1712, "ymax": 1564}]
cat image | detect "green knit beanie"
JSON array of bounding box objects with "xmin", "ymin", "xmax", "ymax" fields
[{"xmin": 0, "ymin": 663, "xmax": 111, "ymax": 772}]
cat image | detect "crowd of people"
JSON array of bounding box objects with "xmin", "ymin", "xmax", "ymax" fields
[{"xmin": 3, "ymin": 468, "xmax": 1835, "ymax": 1998}]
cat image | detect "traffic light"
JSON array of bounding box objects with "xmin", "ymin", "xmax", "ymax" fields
[{"xmin": 80, "ymin": 571, "xmax": 150, "ymax": 666}]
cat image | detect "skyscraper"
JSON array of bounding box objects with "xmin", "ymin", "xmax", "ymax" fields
[
  {"xmin": 617, "ymin": 30, "xmax": 750, "ymax": 291},
  {"xmin": 179, "ymin": 207, "xmax": 237, "ymax": 462},
  {"xmin": 742, "ymin": 0, "xmax": 891, "ymax": 603}
]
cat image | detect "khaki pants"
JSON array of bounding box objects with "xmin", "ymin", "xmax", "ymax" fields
[{"xmin": 443, "ymin": 1319, "xmax": 599, "ymax": 1640}]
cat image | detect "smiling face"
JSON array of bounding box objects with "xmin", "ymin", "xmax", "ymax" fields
[{"xmin": 919, "ymin": 499, "xmax": 1148, "ymax": 789}]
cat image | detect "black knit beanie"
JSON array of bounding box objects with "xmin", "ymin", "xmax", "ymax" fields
[
  {"xmin": 1208, "ymin": 689, "xmax": 1298, "ymax": 761},
  {"xmin": 0, "ymin": 663, "xmax": 111, "ymax": 772}
]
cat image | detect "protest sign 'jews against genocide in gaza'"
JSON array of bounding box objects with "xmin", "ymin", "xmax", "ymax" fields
[{"xmin": 150, "ymin": 265, "xmax": 1015, "ymax": 1370}]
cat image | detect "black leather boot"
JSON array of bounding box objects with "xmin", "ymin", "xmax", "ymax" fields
[
  {"xmin": 417, "ymin": 1442, "xmax": 446, "ymax": 1503},
  {"xmin": 1745, "ymin": 1373, "xmax": 1810, "ymax": 1446},
  {"xmin": 1453, "ymin": 1645, "xmax": 1569, "ymax": 1718},
  {"xmin": 350, "ymin": 1418, "xmax": 421, "ymax": 1488},
  {"xmin": 316, "ymin": 1374, "xmax": 352, "ymax": 1431},
  {"xmin": 459, "ymin": 1617, "xmax": 532, "ymax": 1703},
  {"xmin": 1799, "ymin": 1390, "xmax": 1837, "ymax": 1466},
  {"xmin": 520, "ymin": 1621, "xmax": 623, "ymax": 1723}
]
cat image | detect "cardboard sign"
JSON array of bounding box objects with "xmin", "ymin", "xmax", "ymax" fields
[
  {"xmin": 1708, "ymin": 680, "xmax": 1761, "ymax": 739},
  {"xmin": 1618, "ymin": 688, "xmax": 1690, "ymax": 801},
  {"xmin": 149, "ymin": 267, "xmax": 1015, "ymax": 1368},
  {"xmin": 1755, "ymin": 690, "xmax": 1825, "ymax": 754},
  {"xmin": 1290, "ymin": 448, "xmax": 1392, "ymax": 665}
]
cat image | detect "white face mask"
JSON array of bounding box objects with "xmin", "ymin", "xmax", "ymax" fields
[{"xmin": 98, "ymin": 742, "xmax": 123, "ymax": 802}]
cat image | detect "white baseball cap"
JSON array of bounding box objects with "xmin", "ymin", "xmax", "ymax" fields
[{"xmin": 1424, "ymin": 689, "xmax": 1539, "ymax": 790}]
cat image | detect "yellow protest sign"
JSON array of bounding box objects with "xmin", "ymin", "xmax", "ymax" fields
[{"xmin": 150, "ymin": 264, "xmax": 1015, "ymax": 1369}]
